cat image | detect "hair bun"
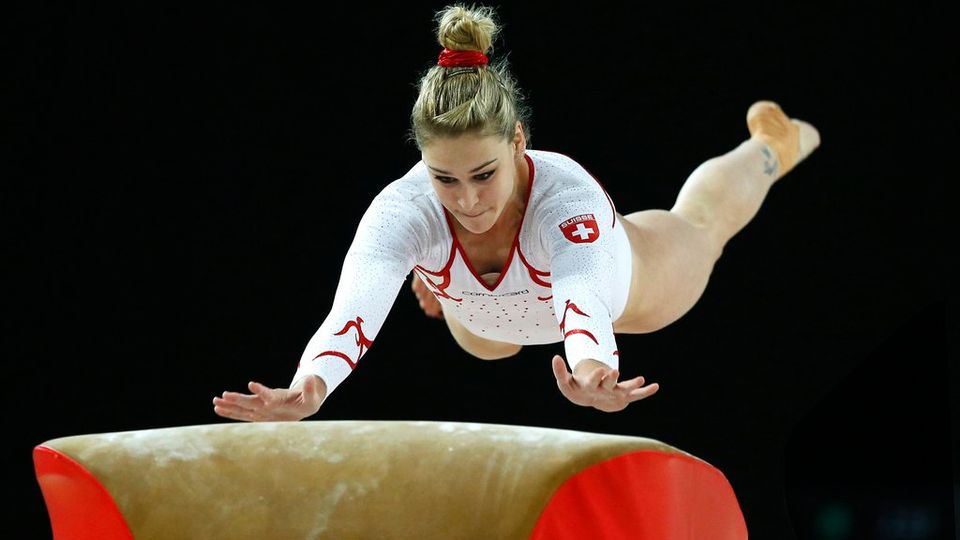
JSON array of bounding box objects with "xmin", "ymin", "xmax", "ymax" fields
[{"xmin": 436, "ymin": 4, "xmax": 499, "ymax": 55}]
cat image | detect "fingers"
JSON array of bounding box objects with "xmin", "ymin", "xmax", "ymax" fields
[
  {"xmin": 617, "ymin": 375, "xmax": 646, "ymax": 391},
  {"xmin": 551, "ymin": 356, "xmax": 581, "ymax": 403},
  {"xmin": 218, "ymin": 390, "xmax": 261, "ymax": 410},
  {"xmin": 214, "ymin": 382, "xmax": 273, "ymax": 421},
  {"xmin": 600, "ymin": 369, "xmax": 619, "ymax": 390},
  {"xmin": 213, "ymin": 392, "xmax": 263, "ymax": 411},
  {"xmin": 553, "ymin": 356, "xmax": 658, "ymax": 410},
  {"xmin": 586, "ymin": 367, "xmax": 605, "ymax": 388},
  {"xmin": 213, "ymin": 399, "xmax": 261, "ymax": 422},
  {"xmin": 613, "ymin": 374, "xmax": 659, "ymax": 401},
  {"xmin": 252, "ymin": 381, "xmax": 291, "ymax": 408},
  {"xmin": 248, "ymin": 381, "xmax": 270, "ymax": 396},
  {"xmin": 627, "ymin": 382, "xmax": 660, "ymax": 401},
  {"xmin": 551, "ymin": 355, "xmax": 570, "ymax": 381}
]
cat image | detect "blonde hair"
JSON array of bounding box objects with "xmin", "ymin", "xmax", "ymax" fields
[{"xmin": 407, "ymin": 3, "xmax": 532, "ymax": 150}]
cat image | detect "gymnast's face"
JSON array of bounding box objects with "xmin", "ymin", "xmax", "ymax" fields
[{"xmin": 422, "ymin": 122, "xmax": 527, "ymax": 235}]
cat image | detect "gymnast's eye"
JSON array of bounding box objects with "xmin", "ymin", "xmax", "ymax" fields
[{"xmin": 435, "ymin": 170, "xmax": 495, "ymax": 184}]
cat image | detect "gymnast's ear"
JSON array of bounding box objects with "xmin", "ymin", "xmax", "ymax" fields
[{"xmin": 512, "ymin": 120, "xmax": 526, "ymax": 156}]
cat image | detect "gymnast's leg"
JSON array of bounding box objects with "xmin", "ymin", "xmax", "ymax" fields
[{"xmin": 613, "ymin": 101, "xmax": 821, "ymax": 334}]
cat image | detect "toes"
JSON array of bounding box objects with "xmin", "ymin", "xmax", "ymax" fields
[{"xmin": 793, "ymin": 119, "xmax": 821, "ymax": 160}]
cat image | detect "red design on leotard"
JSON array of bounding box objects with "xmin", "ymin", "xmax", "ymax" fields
[
  {"xmin": 412, "ymin": 228, "xmax": 462, "ymax": 301},
  {"xmin": 517, "ymin": 245, "xmax": 552, "ymax": 288},
  {"xmin": 414, "ymin": 265, "xmax": 462, "ymax": 302},
  {"xmin": 564, "ymin": 329, "xmax": 598, "ymax": 343},
  {"xmin": 559, "ymin": 299, "xmax": 598, "ymax": 345},
  {"xmin": 313, "ymin": 350, "xmax": 356, "ymax": 370},
  {"xmin": 310, "ymin": 316, "xmax": 374, "ymax": 370}
]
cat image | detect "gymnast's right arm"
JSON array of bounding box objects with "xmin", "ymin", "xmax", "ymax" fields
[{"xmin": 213, "ymin": 188, "xmax": 424, "ymax": 422}]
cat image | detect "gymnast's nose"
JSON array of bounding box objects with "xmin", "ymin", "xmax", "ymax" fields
[{"xmin": 457, "ymin": 185, "xmax": 480, "ymax": 212}]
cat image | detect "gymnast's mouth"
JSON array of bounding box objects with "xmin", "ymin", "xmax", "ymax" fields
[{"xmin": 461, "ymin": 210, "xmax": 487, "ymax": 218}]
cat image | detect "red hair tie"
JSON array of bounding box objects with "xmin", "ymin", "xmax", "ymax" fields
[{"xmin": 437, "ymin": 48, "xmax": 489, "ymax": 68}]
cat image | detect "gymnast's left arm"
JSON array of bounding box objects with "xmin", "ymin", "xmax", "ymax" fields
[{"xmin": 539, "ymin": 181, "xmax": 659, "ymax": 412}]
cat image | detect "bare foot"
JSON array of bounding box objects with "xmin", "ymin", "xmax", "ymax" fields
[{"xmin": 746, "ymin": 100, "xmax": 821, "ymax": 178}]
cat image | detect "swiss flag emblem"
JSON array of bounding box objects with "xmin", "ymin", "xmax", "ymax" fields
[{"xmin": 559, "ymin": 213, "xmax": 600, "ymax": 244}]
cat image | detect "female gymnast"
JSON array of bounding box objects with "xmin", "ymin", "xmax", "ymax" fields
[{"xmin": 213, "ymin": 4, "xmax": 819, "ymax": 421}]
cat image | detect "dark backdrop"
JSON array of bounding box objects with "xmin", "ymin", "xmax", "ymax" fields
[{"xmin": 6, "ymin": 3, "xmax": 953, "ymax": 539}]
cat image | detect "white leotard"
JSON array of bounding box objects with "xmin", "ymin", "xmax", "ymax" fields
[{"xmin": 290, "ymin": 149, "xmax": 633, "ymax": 396}]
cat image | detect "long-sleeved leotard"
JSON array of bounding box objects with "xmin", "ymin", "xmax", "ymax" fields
[{"xmin": 290, "ymin": 150, "xmax": 633, "ymax": 397}]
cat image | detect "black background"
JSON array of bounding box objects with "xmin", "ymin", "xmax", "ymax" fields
[{"xmin": 5, "ymin": 3, "xmax": 953, "ymax": 539}]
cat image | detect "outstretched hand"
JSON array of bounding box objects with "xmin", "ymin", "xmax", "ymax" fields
[
  {"xmin": 551, "ymin": 355, "xmax": 659, "ymax": 412},
  {"xmin": 212, "ymin": 377, "xmax": 326, "ymax": 422}
]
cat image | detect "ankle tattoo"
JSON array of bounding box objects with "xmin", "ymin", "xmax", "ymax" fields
[{"xmin": 761, "ymin": 145, "xmax": 779, "ymax": 177}]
